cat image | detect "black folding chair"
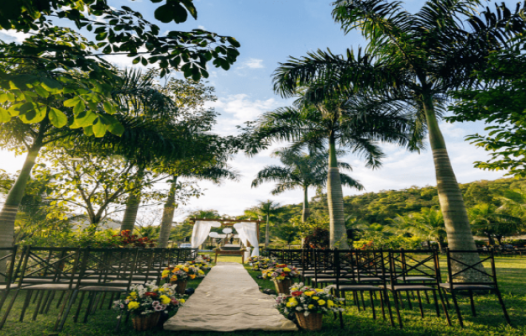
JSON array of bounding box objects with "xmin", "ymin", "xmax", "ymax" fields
[{"xmin": 440, "ymin": 248, "xmax": 511, "ymax": 328}]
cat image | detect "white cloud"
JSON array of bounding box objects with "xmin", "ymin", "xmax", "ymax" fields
[
  {"xmin": 0, "ymin": 30, "xmax": 30, "ymax": 43},
  {"xmin": 243, "ymin": 58, "xmax": 264, "ymax": 69}
]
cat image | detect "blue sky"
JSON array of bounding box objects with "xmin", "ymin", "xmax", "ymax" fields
[{"xmin": 0, "ymin": 0, "xmax": 518, "ymax": 222}]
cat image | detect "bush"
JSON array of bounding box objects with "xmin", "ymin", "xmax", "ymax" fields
[{"xmin": 304, "ymin": 228, "xmax": 330, "ymax": 249}]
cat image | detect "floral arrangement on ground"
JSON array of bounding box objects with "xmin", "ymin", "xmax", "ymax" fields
[
  {"xmin": 262, "ymin": 263, "xmax": 299, "ymax": 282},
  {"xmin": 113, "ymin": 281, "xmax": 186, "ymax": 317},
  {"xmin": 161, "ymin": 264, "xmax": 203, "ymax": 283},
  {"xmin": 274, "ymin": 283, "xmax": 344, "ymax": 319},
  {"xmin": 248, "ymin": 256, "xmax": 276, "ymax": 271}
]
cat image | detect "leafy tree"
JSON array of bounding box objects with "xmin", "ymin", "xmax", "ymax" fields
[
  {"xmin": 273, "ymin": 0, "xmax": 526, "ymax": 259},
  {"xmin": 251, "ymin": 147, "xmax": 363, "ymax": 223},
  {"xmin": 449, "ymin": 50, "xmax": 526, "ymax": 177},
  {"xmin": 392, "ymin": 208, "xmax": 447, "ymax": 251},
  {"xmin": 250, "ymin": 92, "xmax": 414, "ymax": 249},
  {"xmin": 468, "ymin": 203, "xmax": 522, "ymax": 245},
  {"xmin": 275, "ymin": 223, "xmax": 300, "ymax": 248}
]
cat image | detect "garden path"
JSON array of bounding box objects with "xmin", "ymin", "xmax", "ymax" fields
[{"xmin": 164, "ymin": 262, "xmax": 297, "ymax": 332}]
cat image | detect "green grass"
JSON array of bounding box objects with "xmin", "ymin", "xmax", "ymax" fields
[{"xmin": 0, "ymin": 255, "xmax": 524, "ymax": 335}]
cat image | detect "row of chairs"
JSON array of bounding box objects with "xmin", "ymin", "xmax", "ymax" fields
[
  {"xmin": 0, "ymin": 246, "xmax": 198, "ymax": 331},
  {"xmin": 267, "ymin": 248, "xmax": 511, "ymax": 329}
]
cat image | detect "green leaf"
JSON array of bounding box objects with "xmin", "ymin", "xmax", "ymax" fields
[
  {"xmin": 92, "ymin": 119, "xmax": 107, "ymax": 137},
  {"xmin": 40, "ymin": 78, "xmax": 63, "ymax": 93},
  {"xmin": 0, "ymin": 107, "xmax": 11, "ymax": 122},
  {"xmin": 19, "ymin": 104, "xmax": 46, "ymax": 124},
  {"xmin": 102, "ymin": 101, "xmax": 114, "ymax": 114},
  {"xmin": 108, "ymin": 121, "xmax": 125, "ymax": 136},
  {"xmin": 154, "ymin": 5, "xmax": 173, "ymax": 23},
  {"xmin": 72, "ymin": 110, "xmax": 98, "ymax": 128},
  {"xmin": 48, "ymin": 108, "xmax": 68, "ymax": 128},
  {"xmin": 83, "ymin": 125, "xmax": 94, "ymax": 136},
  {"xmin": 64, "ymin": 97, "xmax": 80, "ymax": 107},
  {"xmin": 34, "ymin": 85, "xmax": 50, "ymax": 98},
  {"xmin": 73, "ymin": 100, "xmax": 86, "ymax": 115}
]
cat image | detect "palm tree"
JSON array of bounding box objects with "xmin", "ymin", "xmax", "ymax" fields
[
  {"xmin": 156, "ymin": 165, "xmax": 238, "ymax": 248},
  {"xmin": 252, "ymin": 92, "xmax": 415, "ymax": 249},
  {"xmin": 251, "ymin": 147, "xmax": 363, "ymax": 223},
  {"xmin": 272, "ymin": 0, "xmax": 526, "ymax": 258},
  {"xmin": 245, "ymin": 200, "xmax": 281, "ymax": 248},
  {"xmin": 392, "ymin": 208, "xmax": 447, "ymax": 251}
]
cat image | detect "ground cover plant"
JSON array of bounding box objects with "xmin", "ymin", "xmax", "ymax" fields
[{"xmin": 0, "ymin": 254, "xmax": 524, "ymax": 336}]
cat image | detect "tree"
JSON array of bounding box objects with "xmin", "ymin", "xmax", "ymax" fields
[
  {"xmin": 468, "ymin": 203, "xmax": 522, "ymax": 245},
  {"xmin": 250, "ymin": 92, "xmax": 415, "ymax": 248},
  {"xmin": 449, "ymin": 50, "xmax": 526, "ymax": 177},
  {"xmin": 251, "ymin": 147, "xmax": 363, "ymax": 223},
  {"xmin": 392, "ymin": 208, "xmax": 447, "ymax": 251},
  {"xmin": 245, "ymin": 200, "xmax": 281, "ymax": 248},
  {"xmin": 272, "ymin": 0, "xmax": 526, "ymax": 264}
]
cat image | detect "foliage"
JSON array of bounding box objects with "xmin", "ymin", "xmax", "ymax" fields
[
  {"xmin": 448, "ymin": 50, "xmax": 526, "ymax": 177},
  {"xmin": 275, "ymin": 223, "xmax": 300, "ymax": 246},
  {"xmin": 304, "ymin": 228, "xmax": 330, "ymax": 249},
  {"xmin": 111, "ymin": 229, "xmax": 157, "ymax": 248}
]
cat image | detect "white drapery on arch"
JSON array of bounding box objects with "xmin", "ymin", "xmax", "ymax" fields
[
  {"xmin": 233, "ymin": 222, "xmax": 259, "ymax": 257},
  {"xmin": 191, "ymin": 221, "xmax": 221, "ymax": 248}
]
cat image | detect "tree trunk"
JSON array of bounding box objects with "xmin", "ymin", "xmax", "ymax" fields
[
  {"xmin": 264, "ymin": 213, "xmax": 270, "ymax": 248},
  {"xmin": 302, "ymin": 186, "xmax": 310, "ymax": 222},
  {"xmin": 0, "ymin": 145, "xmax": 41, "ymax": 249},
  {"xmin": 158, "ymin": 176, "xmax": 177, "ymax": 248},
  {"xmin": 327, "ymin": 133, "xmax": 349, "ymax": 249},
  {"xmin": 496, "ymin": 235, "xmax": 503, "ymax": 246},
  {"xmin": 119, "ymin": 169, "xmax": 145, "ymax": 234},
  {"xmin": 423, "ymin": 95, "xmax": 482, "ymax": 281}
]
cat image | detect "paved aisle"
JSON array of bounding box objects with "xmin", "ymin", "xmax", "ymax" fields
[{"xmin": 164, "ymin": 262, "xmax": 297, "ymax": 332}]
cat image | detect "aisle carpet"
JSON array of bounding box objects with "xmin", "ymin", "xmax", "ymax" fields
[{"xmin": 164, "ymin": 262, "xmax": 297, "ymax": 332}]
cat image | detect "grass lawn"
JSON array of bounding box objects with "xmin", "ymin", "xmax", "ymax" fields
[{"xmin": 0, "ymin": 254, "xmax": 524, "ymax": 335}]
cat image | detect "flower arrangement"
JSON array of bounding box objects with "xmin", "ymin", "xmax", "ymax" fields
[
  {"xmin": 274, "ymin": 283, "xmax": 344, "ymax": 319},
  {"xmin": 197, "ymin": 255, "xmax": 212, "ymax": 263},
  {"xmin": 161, "ymin": 265, "xmax": 201, "ymax": 283},
  {"xmin": 262, "ymin": 264, "xmax": 299, "ymax": 282},
  {"xmin": 188, "ymin": 259, "xmax": 211, "ymax": 272},
  {"xmin": 113, "ymin": 281, "xmax": 185, "ymax": 317},
  {"xmin": 249, "ymin": 256, "xmax": 276, "ymax": 271},
  {"xmin": 111, "ymin": 230, "xmax": 156, "ymax": 248}
]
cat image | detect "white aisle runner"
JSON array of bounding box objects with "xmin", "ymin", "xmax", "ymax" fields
[{"xmin": 164, "ymin": 262, "xmax": 297, "ymax": 332}]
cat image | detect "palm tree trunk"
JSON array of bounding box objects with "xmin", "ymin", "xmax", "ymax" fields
[
  {"xmin": 119, "ymin": 169, "xmax": 145, "ymax": 234},
  {"xmin": 302, "ymin": 186, "xmax": 310, "ymax": 222},
  {"xmin": 158, "ymin": 176, "xmax": 177, "ymax": 248},
  {"xmin": 327, "ymin": 133, "xmax": 349, "ymax": 249},
  {"xmin": 423, "ymin": 96, "xmax": 482, "ymax": 281},
  {"xmin": 264, "ymin": 213, "xmax": 270, "ymax": 248}
]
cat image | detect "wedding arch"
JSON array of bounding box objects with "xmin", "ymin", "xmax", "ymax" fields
[{"xmin": 189, "ymin": 218, "xmax": 261, "ymax": 260}]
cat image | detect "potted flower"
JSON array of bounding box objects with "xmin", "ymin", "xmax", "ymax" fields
[
  {"xmin": 113, "ymin": 281, "xmax": 186, "ymax": 331},
  {"xmin": 262, "ymin": 264, "xmax": 299, "ymax": 295},
  {"xmin": 274, "ymin": 283, "xmax": 344, "ymax": 331},
  {"xmin": 161, "ymin": 265, "xmax": 200, "ymax": 294}
]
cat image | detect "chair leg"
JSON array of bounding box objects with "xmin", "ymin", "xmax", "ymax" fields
[
  {"xmin": 0, "ymin": 289, "xmax": 20, "ymax": 329},
  {"xmin": 40, "ymin": 291, "xmax": 52, "ymax": 314},
  {"xmin": 392, "ymin": 291, "xmax": 403, "ymax": 329},
  {"xmin": 437, "ymin": 287, "xmax": 452, "ymax": 326},
  {"xmin": 32, "ymin": 290, "xmax": 45, "ymax": 321},
  {"xmin": 360, "ymin": 291, "xmax": 366, "ymax": 310},
  {"xmin": 379, "ymin": 291, "xmax": 386, "ymax": 320},
  {"xmin": 0, "ymin": 290, "xmax": 10, "ymax": 315},
  {"xmin": 424, "ymin": 290, "xmax": 430, "ymax": 304},
  {"xmin": 369, "ymin": 291, "xmax": 376, "ymax": 320},
  {"xmin": 441, "ymin": 287, "xmax": 450, "ymax": 309},
  {"xmin": 55, "ymin": 290, "xmax": 75, "ymax": 332},
  {"xmin": 432, "ymin": 290, "xmax": 440, "ymax": 317},
  {"xmin": 495, "ymin": 289, "xmax": 512, "ymax": 327},
  {"xmin": 406, "ymin": 291, "xmax": 413, "ymax": 310},
  {"xmin": 99, "ymin": 292, "xmax": 107, "ymax": 310},
  {"xmin": 73, "ymin": 291, "xmax": 86, "ymax": 323},
  {"xmin": 44, "ymin": 291, "xmax": 56, "ymax": 314},
  {"xmin": 19, "ymin": 290, "xmax": 33, "ymax": 322},
  {"xmin": 416, "ymin": 291, "xmax": 424, "ymax": 318},
  {"xmin": 83, "ymin": 292, "xmax": 96, "ymax": 323},
  {"xmin": 450, "ymin": 290, "xmax": 464, "ymax": 328},
  {"xmin": 384, "ymin": 291, "xmax": 395, "ymax": 327},
  {"xmin": 56, "ymin": 290, "xmax": 66, "ymax": 309},
  {"xmin": 468, "ymin": 290, "xmax": 476, "ymax": 317},
  {"xmin": 398, "ymin": 292, "xmax": 404, "ymax": 309}
]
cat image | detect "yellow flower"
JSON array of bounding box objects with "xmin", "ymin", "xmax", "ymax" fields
[
  {"xmin": 286, "ymin": 302, "xmax": 292, "ymax": 308},
  {"xmin": 183, "ymin": 267, "xmax": 189, "ymax": 272},
  {"xmin": 288, "ymin": 298, "xmax": 298, "ymax": 307},
  {"xmin": 171, "ymin": 275, "xmax": 178, "ymax": 281},
  {"xmin": 318, "ymin": 300, "xmax": 326, "ymax": 306},
  {"xmin": 291, "ymin": 287, "xmax": 298, "ymax": 291},
  {"xmin": 128, "ymin": 301, "xmax": 140, "ymax": 310},
  {"xmin": 129, "ymin": 292, "xmax": 137, "ymax": 298},
  {"xmin": 173, "ymin": 267, "xmax": 180, "ymax": 273},
  {"xmin": 312, "ymin": 296, "xmax": 319, "ymax": 301},
  {"xmin": 160, "ymin": 295, "xmax": 171, "ymax": 305},
  {"xmin": 198, "ymin": 270, "xmax": 204, "ymax": 275},
  {"xmin": 283, "ymin": 267, "xmax": 291, "ymax": 272},
  {"xmin": 308, "ymin": 304, "xmax": 315, "ymax": 310},
  {"xmin": 180, "ymin": 299, "xmax": 185, "ymax": 304},
  {"xmin": 315, "ymin": 289, "xmax": 324, "ymax": 293},
  {"xmin": 162, "ymin": 270, "xmax": 170, "ymax": 278},
  {"xmin": 327, "ymin": 300, "xmax": 334, "ymax": 308},
  {"xmin": 189, "ymin": 274, "xmax": 196, "ymax": 280},
  {"xmin": 304, "ymin": 291, "xmax": 315, "ymax": 297}
]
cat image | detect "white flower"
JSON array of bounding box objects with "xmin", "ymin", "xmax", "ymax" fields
[{"xmin": 304, "ymin": 311, "xmax": 310, "ymax": 317}]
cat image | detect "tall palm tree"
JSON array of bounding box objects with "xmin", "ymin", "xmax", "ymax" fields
[
  {"xmin": 157, "ymin": 165, "xmax": 238, "ymax": 248},
  {"xmin": 245, "ymin": 200, "xmax": 281, "ymax": 248},
  {"xmin": 252, "ymin": 147, "xmax": 363, "ymax": 223},
  {"xmin": 252, "ymin": 92, "xmax": 415, "ymax": 248},
  {"xmin": 272, "ymin": 0, "xmax": 526, "ymax": 258}
]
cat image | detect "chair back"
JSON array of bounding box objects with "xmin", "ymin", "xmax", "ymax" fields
[
  {"xmin": 445, "ymin": 248, "xmax": 497, "ymax": 286},
  {"xmin": 388, "ymin": 249, "xmax": 440, "ymax": 286},
  {"xmin": 0, "ymin": 246, "xmax": 18, "ymax": 288}
]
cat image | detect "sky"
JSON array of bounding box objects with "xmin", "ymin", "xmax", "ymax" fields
[{"xmin": 0, "ymin": 0, "xmax": 517, "ymax": 222}]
